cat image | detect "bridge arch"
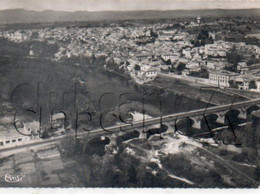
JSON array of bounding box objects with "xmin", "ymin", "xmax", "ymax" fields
[
  {"xmin": 225, "ymin": 109, "xmax": 241, "ymax": 128},
  {"xmin": 167, "ymin": 117, "xmax": 193, "ymax": 135},
  {"xmin": 246, "ymin": 105, "xmax": 260, "ymax": 115}
]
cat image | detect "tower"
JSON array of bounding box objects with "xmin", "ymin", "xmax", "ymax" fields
[{"xmin": 197, "ymin": 15, "xmax": 201, "ymax": 25}]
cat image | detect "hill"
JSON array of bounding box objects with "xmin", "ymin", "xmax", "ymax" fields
[{"xmin": 0, "ymin": 9, "xmax": 259, "ymax": 24}]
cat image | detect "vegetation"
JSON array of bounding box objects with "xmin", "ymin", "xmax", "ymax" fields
[
  {"xmin": 192, "ymin": 29, "xmax": 214, "ymax": 47},
  {"xmin": 0, "ymin": 37, "xmax": 58, "ymax": 58},
  {"xmin": 226, "ymin": 46, "xmax": 242, "ymax": 65},
  {"xmin": 59, "ymin": 136, "xmax": 83, "ymax": 157},
  {"xmin": 247, "ymin": 55, "xmax": 260, "ymax": 66},
  {"xmin": 189, "ymin": 69, "xmax": 209, "ymax": 78},
  {"xmin": 249, "ymin": 80, "xmax": 257, "ymax": 89},
  {"xmin": 228, "ymin": 80, "xmax": 239, "ymax": 89},
  {"xmin": 176, "ymin": 62, "xmax": 186, "ymax": 72},
  {"xmin": 134, "ymin": 64, "xmax": 141, "ymax": 71}
]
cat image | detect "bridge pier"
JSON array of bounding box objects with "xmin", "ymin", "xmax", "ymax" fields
[
  {"xmin": 237, "ymin": 108, "xmax": 247, "ymax": 120},
  {"xmin": 190, "ymin": 115, "xmax": 203, "ymax": 129},
  {"xmin": 105, "ymin": 133, "xmax": 118, "ymax": 154},
  {"xmin": 166, "ymin": 120, "xmax": 179, "ymax": 133},
  {"xmin": 216, "ymin": 111, "xmax": 228, "ymax": 124},
  {"xmin": 167, "ymin": 125, "xmax": 177, "ymax": 133},
  {"xmin": 138, "ymin": 130, "xmax": 147, "ymax": 139}
]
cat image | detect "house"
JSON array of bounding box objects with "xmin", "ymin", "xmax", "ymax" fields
[
  {"xmin": 237, "ymin": 62, "xmax": 249, "ymax": 74},
  {"xmin": 256, "ymin": 80, "xmax": 260, "ymax": 92},
  {"xmin": 217, "ymin": 50, "xmax": 226, "ymax": 57},
  {"xmin": 207, "ymin": 61, "xmax": 225, "ymax": 70},
  {"xmin": 133, "ymin": 64, "xmax": 158, "ymax": 84},
  {"xmin": 232, "ymin": 75, "xmax": 259, "ymax": 91},
  {"xmin": 189, "ymin": 66, "xmax": 201, "ymax": 72},
  {"xmin": 182, "ymin": 48, "xmax": 192, "ymax": 59},
  {"xmin": 182, "ymin": 69, "xmax": 190, "ymax": 76},
  {"xmin": 173, "ymin": 33, "xmax": 186, "ymax": 41},
  {"xmin": 232, "ymin": 76, "xmax": 251, "ymax": 91},
  {"xmin": 0, "ymin": 130, "xmax": 31, "ymax": 147},
  {"xmin": 136, "ymin": 52, "xmax": 153, "ymax": 61},
  {"xmin": 205, "ymin": 44, "xmax": 218, "ymax": 56},
  {"xmin": 158, "ymin": 30, "xmax": 176, "ymax": 41},
  {"xmin": 161, "ymin": 53, "xmax": 180, "ymax": 63},
  {"xmin": 186, "ymin": 61, "xmax": 200, "ymax": 69},
  {"xmin": 0, "ymin": 120, "xmax": 39, "ymax": 147},
  {"xmin": 209, "ymin": 70, "xmax": 238, "ymax": 88},
  {"xmin": 51, "ymin": 113, "xmax": 65, "ymax": 132}
]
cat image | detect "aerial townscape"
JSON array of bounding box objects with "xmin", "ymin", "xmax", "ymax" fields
[
  {"xmin": 0, "ymin": 8, "xmax": 259, "ymax": 188},
  {"xmin": 1, "ymin": 15, "xmax": 260, "ymax": 89}
]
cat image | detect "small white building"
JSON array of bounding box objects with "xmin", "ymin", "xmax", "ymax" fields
[
  {"xmin": 0, "ymin": 121, "xmax": 39, "ymax": 147},
  {"xmin": 237, "ymin": 62, "xmax": 249, "ymax": 74},
  {"xmin": 161, "ymin": 53, "xmax": 180, "ymax": 63},
  {"xmin": 256, "ymin": 80, "xmax": 260, "ymax": 92},
  {"xmin": 51, "ymin": 112, "xmax": 65, "ymax": 131},
  {"xmin": 133, "ymin": 64, "xmax": 158, "ymax": 84},
  {"xmin": 207, "ymin": 61, "xmax": 225, "ymax": 70}
]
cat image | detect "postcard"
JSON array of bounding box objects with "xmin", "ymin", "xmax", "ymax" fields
[{"xmin": 0, "ymin": 0, "xmax": 259, "ymax": 192}]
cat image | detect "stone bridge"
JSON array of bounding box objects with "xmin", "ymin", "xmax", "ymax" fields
[{"xmin": 78, "ymin": 98, "xmax": 260, "ymax": 143}]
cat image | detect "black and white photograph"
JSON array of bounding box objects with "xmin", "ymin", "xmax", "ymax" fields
[{"xmin": 0, "ymin": 0, "xmax": 259, "ymax": 189}]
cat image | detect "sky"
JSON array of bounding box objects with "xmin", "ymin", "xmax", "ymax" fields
[{"xmin": 0, "ymin": 0, "xmax": 260, "ymax": 11}]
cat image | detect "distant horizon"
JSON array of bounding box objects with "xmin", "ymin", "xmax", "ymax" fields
[
  {"xmin": 0, "ymin": 7, "xmax": 260, "ymax": 13},
  {"xmin": 0, "ymin": 0, "xmax": 260, "ymax": 12}
]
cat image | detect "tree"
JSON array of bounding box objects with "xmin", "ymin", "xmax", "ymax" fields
[
  {"xmin": 166, "ymin": 59, "xmax": 171, "ymax": 65},
  {"xmin": 197, "ymin": 29, "xmax": 209, "ymax": 40},
  {"xmin": 247, "ymin": 55, "xmax": 259, "ymax": 66},
  {"xmin": 150, "ymin": 29, "xmax": 158, "ymax": 38},
  {"xmin": 176, "ymin": 62, "xmax": 186, "ymax": 72},
  {"xmin": 31, "ymin": 31, "xmax": 39, "ymax": 39},
  {"xmin": 189, "ymin": 69, "xmax": 209, "ymax": 78},
  {"xmin": 249, "ymin": 80, "xmax": 257, "ymax": 89},
  {"xmin": 134, "ymin": 64, "xmax": 141, "ymax": 71},
  {"xmin": 59, "ymin": 136, "xmax": 82, "ymax": 157},
  {"xmin": 229, "ymin": 80, "xmax": 239, "ymax": 89},
  {"xmin": 226, "ymin": 46, "xmax": 242, "ymax": 66}
]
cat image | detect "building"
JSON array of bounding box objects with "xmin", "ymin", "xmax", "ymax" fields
[
  {"xmin": 206, "ymin": 61, "xmax": 225, "ymax": 70},
  {"xmin": 256, "ymin": 80, "xmax": 260, "ymax": 92},
  {"xmin": 233, "ymin": 76, "xmax": 251, "ymax": 91},
  {"xmin": 182, "ymin": 69, "xmax": 190, "ymax": 76},
  {"xmin": 209, "ymin": 70, "xmax": 238, "ymax": 88},
  {"xmin": 197, "ymin": 16, "xmax": 201, "ymax": 25},
  {"xmin": 161, "ymin": 53, "xmax": 180, "ymax": 63},
  {"xmin": 232, "ymin": 75, "xmax": 259, "ymax": 91},
  {"xmin": 132, "ymin": 64, "xmax": 158, "ymax": 84},
  {"xmin": 237, "ymin": 62, "xmax": 249, "ymax": 74},
  {"xmin": 186, "ymin": 61, "xmax": 200, "ymax": 70},
  {"xmin": 158, "ymin": 30, "xmax": 176, "ymax": 41},
  {"xmin": 51, "ymin": 112, "xmax": 65, "ymax": 132},
  {"xmin": 0, "ymin": 121, "xmax": 39, "ymax": 147},
  {"xmin": 0, "ymin": 130, "xmax": 31, "ymax": 147}
]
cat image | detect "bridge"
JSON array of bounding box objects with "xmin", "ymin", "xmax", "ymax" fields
[
  {"xmin": 98, "ymin": 98, "xmax": 260, "ymax": 134},
  {"xmin": 1, "ymin": 98, "xmax": 260, "ymax": 153}
]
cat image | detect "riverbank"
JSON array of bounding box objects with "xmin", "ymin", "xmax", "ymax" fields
[
  {"xmin": 104, "ymin": 67, "xmax": 248, "ymax": 106},
  {"xmin": 149, "ymin": 74, "xmax": 247, "ymax": 105}
]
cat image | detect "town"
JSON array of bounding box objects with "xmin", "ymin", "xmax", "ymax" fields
[{"xmin": 1, "ymin": 16, "xmax": 260, "ymax": 90}]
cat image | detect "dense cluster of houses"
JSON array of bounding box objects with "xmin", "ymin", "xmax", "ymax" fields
[{"xmin": 1, "ymin": 19, "xmax": 260, "ymax": 91}]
